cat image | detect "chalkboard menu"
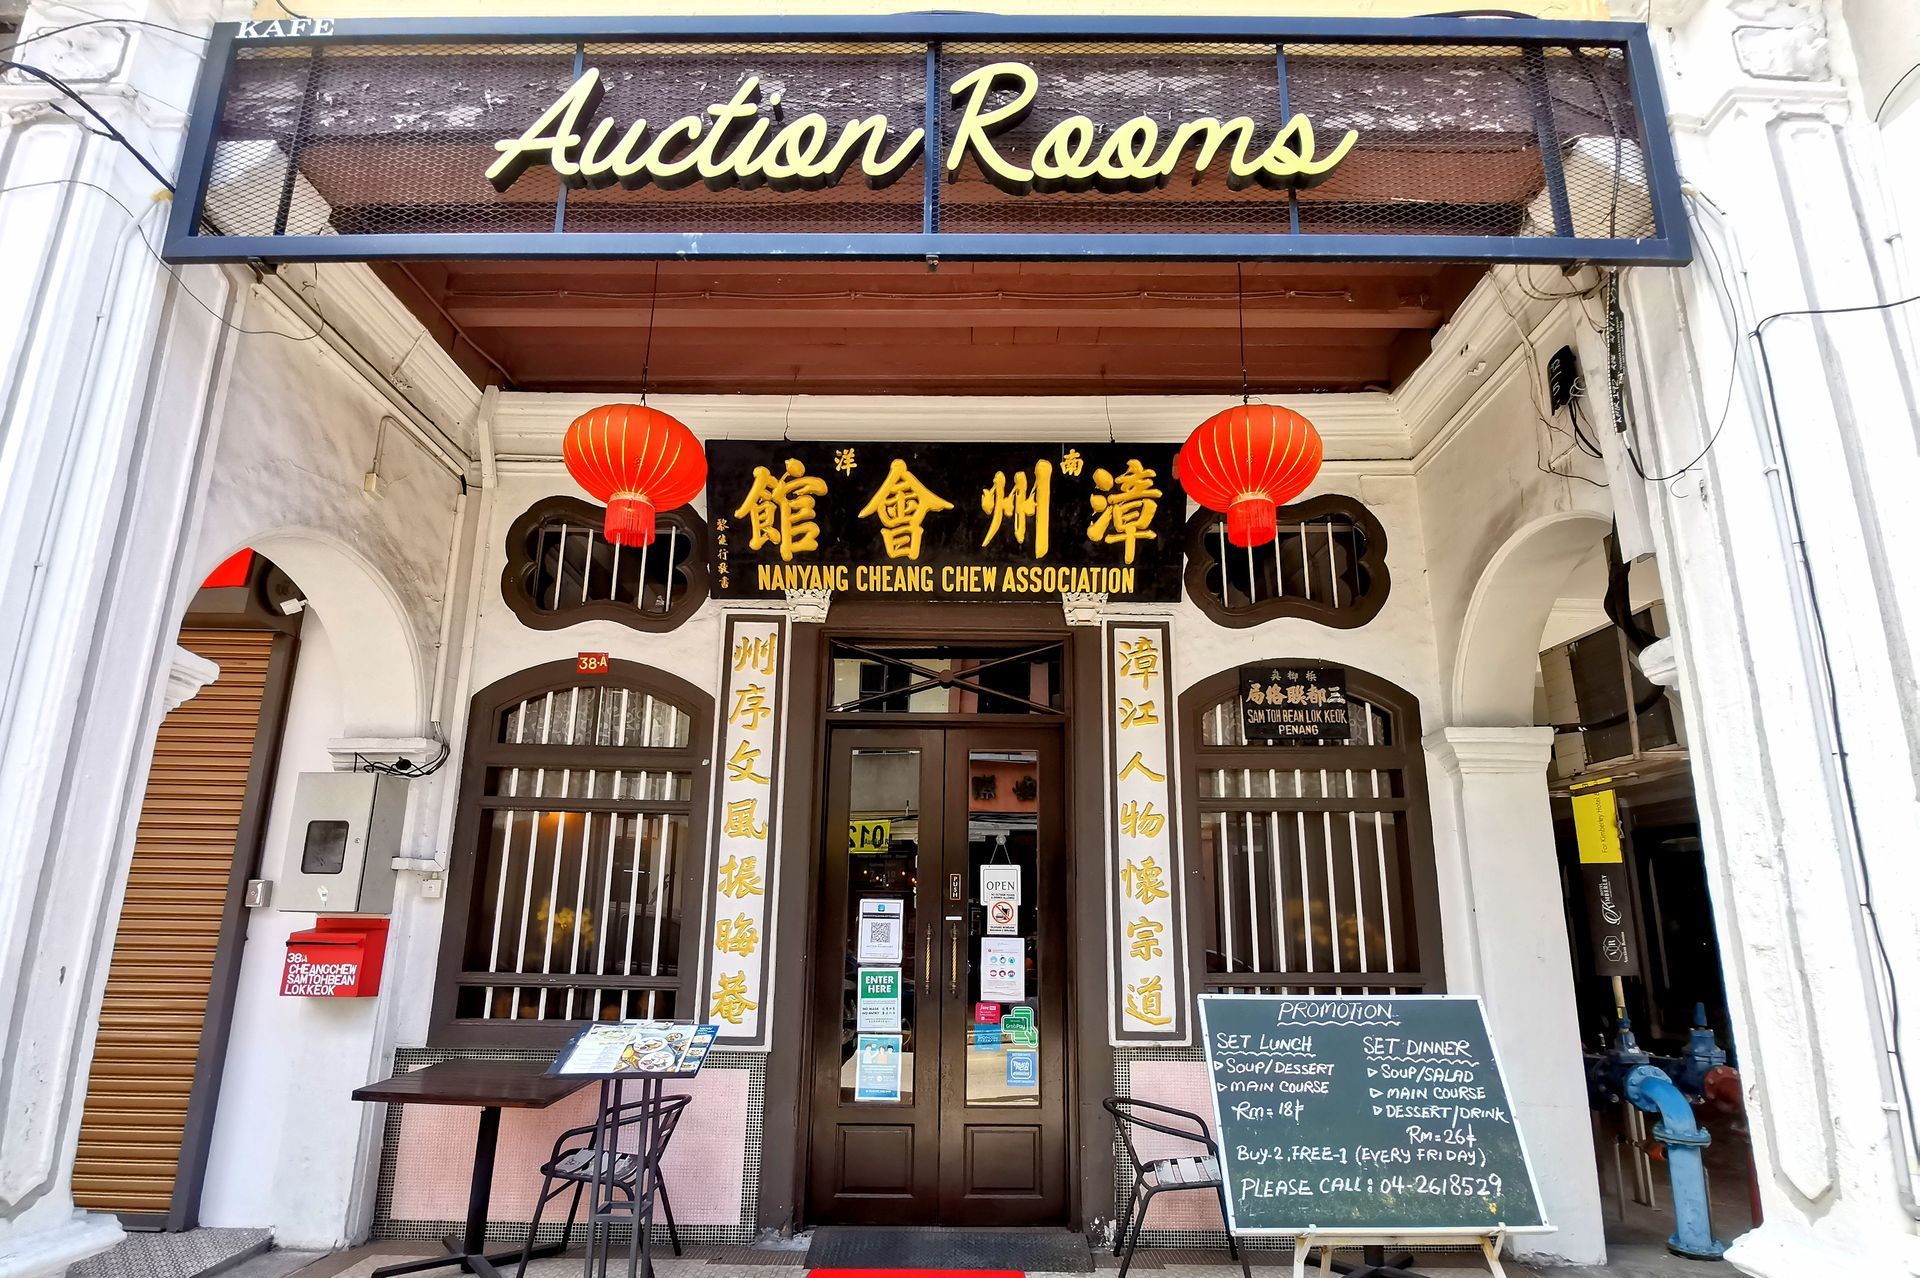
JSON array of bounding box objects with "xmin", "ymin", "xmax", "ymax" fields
[{"xmin": 1198, "ymin": 994, "xmax": 1546, "ymax": 1236}]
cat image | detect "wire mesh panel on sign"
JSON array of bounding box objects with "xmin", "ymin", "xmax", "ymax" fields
[
  {"xmin": 186, "ymin": 31, "xmax": 1662, "ymax": 251},
  {"xmin": 937, "ymin": 42, "xmax": 1292, "ymax": 236},
  {"xmin": 207, "ymin": 43, "xmax": 581, "ymax": 237},
  {"xmin": 562, "ymin": 43, "xmax": 927, "ymax": 236}
]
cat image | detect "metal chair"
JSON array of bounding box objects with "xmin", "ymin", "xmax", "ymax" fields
[
  {"xmin": 1105, "ymin": 1096, "xmax": 1250, "ymax": 1278},
  {"xmin": 515, "ymin": 1093, "xmax": 690, "ymax": 1278}
]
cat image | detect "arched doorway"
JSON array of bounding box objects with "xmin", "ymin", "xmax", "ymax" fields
[{"xmin": 72, "ymin": 551, "xmax": 303, "ymax": 1229}]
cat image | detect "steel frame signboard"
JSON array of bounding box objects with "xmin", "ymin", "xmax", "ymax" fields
[{"xmin": 163, "ymin": 14, "xmax": 1688, "ymax": 266}]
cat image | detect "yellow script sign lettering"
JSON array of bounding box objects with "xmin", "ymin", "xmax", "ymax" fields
[{"xmin": 490, "ymin": 62, "xmax": 1356, "ymax": 197}]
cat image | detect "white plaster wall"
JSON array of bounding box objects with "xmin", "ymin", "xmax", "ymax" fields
[
  {"xmin": 382, "ymin": 466, "xmax": 732, "ymax": 1050},
  {"xmin": 174, "ymin": 283, "xmax": 472, "ymax": 1247},
  {"xmin": 197, "ymin": 616, "xmax": 383, "ymax": 1248},
  {"xmin": 156, "ymin": 306, "xmax": 1613, "ymax": 1262},
  {"xmin": 1413, "ymin": 316, "xmax": 1613, "ymax": 724},
  {"xmin": 1610, "ymin": 0, "xmax": 1920, "ymax": 1267},
  {"xmin": 1172, "ymin": 472, "xmax": 1442, "ymax": 714},
  {"xmin": 464, "ymin": 471, "xmax": 727, "ymax": 699},
  {"xmin": 1398, "ymin": 287, "xmax": 1619, "ymax": 1264},
  {"xmin": 322, "ymin": 366, "xmax": 1623, "ymax": 1268},
  {"xmin": 188, "ymin": 283, "xmax": 464, "ymax": 731}
]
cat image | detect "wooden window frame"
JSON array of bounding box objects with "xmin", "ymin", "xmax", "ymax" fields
[
  {"xmin": 1182, "ymin": 493, "xmax": 1391, "ymax": 630},
  {"xmin": 1177, "ymin": 662, "xmax": 1445, "ymax": 995},
  {"xmin": 501, "ymin": 495, "xmax": 709, "ymax": 633},
  {"xmin": 429, "ymin": 658, "xmax": 714, "ymax": 1047}
]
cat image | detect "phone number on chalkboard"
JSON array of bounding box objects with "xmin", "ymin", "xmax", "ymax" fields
[
  {"xmin": 1245, "ymin": 1171, "xmax": 1505, "ymax": 1200},
  {"xmin": 1376, "ymin": 1173, "xmax": 1506, "ymax": 1199}
]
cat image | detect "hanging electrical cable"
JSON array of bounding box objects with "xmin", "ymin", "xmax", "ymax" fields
[{"xmin": 1, "ymin": 59, "xmax": 174, "ymax": 190}]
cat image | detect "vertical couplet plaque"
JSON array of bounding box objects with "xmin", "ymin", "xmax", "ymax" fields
[
  {"xmin": 1105, "ymin": 620, "xmax": 1189, "ymax": 1044},
  {"xmin": 698, "ymin": 614, "xmax": 789, "ymax": 1045}
]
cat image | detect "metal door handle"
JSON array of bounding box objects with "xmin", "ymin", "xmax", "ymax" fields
[{"xmin": 948, "ymin": 920, "xmax": 960, "ymax": 999}]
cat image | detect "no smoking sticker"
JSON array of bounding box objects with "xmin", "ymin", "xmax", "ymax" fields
[{"xmin": 987, "ymin": 898, "xmax": 1017, "ymax": 935}]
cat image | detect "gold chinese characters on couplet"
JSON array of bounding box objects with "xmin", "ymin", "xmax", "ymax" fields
[
  {"xmin": 705, "ymin": 619, "xmax": 783, "ymax": 1036},
  {"xmin": 1110, "ymin": 625, "xmax": 1182, "ymax": 1036},
  {"xmin": 488, "ymin": 61, "xmax": 1357, "ymax": 197}
]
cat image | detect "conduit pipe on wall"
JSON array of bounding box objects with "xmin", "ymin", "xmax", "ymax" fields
[
  {"xmin": 1643, "ymin": 187, "xmax": 1920, "ymax": 1221},
  {"xmin": 256, "ymin": 270, "xmax": 472, "ymax": 482}
]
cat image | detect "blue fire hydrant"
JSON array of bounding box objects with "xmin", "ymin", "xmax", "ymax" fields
[{"xmin": 1623, "ymin": 1063, "xmax": 1730, "ymax": 1259}]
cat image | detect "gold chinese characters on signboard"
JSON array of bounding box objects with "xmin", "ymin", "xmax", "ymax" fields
[
  {"xmin": 708, "ymin": 441, "xmax": 1185, "ymax": 602},
  {"xmin": 1239, "ymin": 664, "xmax": 1350, "ymax": 742}
]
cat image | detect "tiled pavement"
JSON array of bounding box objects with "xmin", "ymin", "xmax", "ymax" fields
[
  {"xmin": 252, "ymin": 1239, "xmax": 1727, "ymax": 1278},
  {"xmin": 68, "ymin": 1230, "xmax": 275, "ymax": 1278}
]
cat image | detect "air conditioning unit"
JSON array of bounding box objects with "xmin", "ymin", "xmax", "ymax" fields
[
  {"xmin": 1542, "ymin": 603, "xmax": 1683, "ymax": 781},
  {"xmin": 1525, "ymin": 136, "xmax": 1655, "ymax": 240}
]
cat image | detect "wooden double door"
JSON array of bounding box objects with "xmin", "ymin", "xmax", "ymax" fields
[{"xmin": 808, "ymin": 726, "xmax": 1070, "ymax": 1225}]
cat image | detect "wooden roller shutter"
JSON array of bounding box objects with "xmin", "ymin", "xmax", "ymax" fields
[{"xmin": 73, "ymin": 629, "xmax": 278, "ymax": 1218}]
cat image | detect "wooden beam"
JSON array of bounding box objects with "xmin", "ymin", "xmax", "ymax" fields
[{"xmin": 436, "ymin": 299, "xmax": 1451, "ymax": 330}]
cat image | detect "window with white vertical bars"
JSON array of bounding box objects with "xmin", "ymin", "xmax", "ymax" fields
[
  {"xmin": 1190, "ymin": 676, "xmax": 1428, "ymax": 996},
  {"xmin": 454, "ymin": 681, "xmax": 696, "ymax": 1022},
  {"xmin": 502, "ymin": 497, "xmax": 706, "ymax": 632},
  {"xmin": 1183, "ymin": 496, "xmax": 1389, "ymax": 630}
]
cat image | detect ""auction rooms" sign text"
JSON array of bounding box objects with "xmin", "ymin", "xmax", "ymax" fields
[{"xmin": 488, "ymin": 61, "xmax": 1357, "ymax": 197}]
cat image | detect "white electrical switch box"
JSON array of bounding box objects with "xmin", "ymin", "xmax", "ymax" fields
[{"xmin": 275, "ymin": 772, "xmax": 407, "ymax": 914}]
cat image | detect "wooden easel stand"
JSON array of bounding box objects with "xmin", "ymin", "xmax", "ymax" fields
[{"xmin": 1289, "ymin": 1228, "xmax": 1510, "ymax": 1278}]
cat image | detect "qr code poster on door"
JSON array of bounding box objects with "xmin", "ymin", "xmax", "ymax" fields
[{"xmin": 857, "ymin": 898, "xmax": 904, "ymax": 964}]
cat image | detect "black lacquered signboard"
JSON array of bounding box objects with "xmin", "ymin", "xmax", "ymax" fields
[
  {"xmin": 1240, "ymin": 664, "xmax": 1349, "ymax": 742},
  {"xmin": 707, "ymin": 441, "xmax": 1183, "ymax": 602},
  {"xmin": 1198, "ymin": 994, "xmax": 1546, "ymax": 1235}
]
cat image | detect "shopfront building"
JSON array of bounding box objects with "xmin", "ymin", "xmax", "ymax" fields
[{"xmin": 2, "ymin": 2, "xmax": 1917, "ymax": 1278}]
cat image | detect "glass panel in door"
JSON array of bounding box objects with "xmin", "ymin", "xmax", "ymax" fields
[
  {"xmin": 963, "ymin": 749, "xmax": 1042, "ymax": 1106},
  {"xmin": 809, "ymin": 731, "xmax": 943, "ymax": 1224},
  {"xmin": 838, "ymin": 747, "xmax": 921, "ymax": 1105},
  {"xmin": 937, "ymin": 730, "xmax": 1068, "ymax": 1226}
]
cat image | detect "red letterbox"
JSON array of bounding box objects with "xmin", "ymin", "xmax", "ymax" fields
[{"xmin": 282, "ymin": 916, "xmax": 390, "ymax": 997}]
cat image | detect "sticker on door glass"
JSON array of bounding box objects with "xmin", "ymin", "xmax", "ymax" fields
[
  {"xmin": 857, "ymin": 967, "xmax": 902, "ymax": 1032},
  {"xmin": 974, "ymin": 1021, "xmax": 1003, "ymax": 1051},
  {"xmin": 1003, "ymin": 1004, "xmax": 1037, "ymax": 1048},
  {"xmin": 857, "ymin": 898, "xmax": 903, "ymax": 965},
  {"xmin": 981, "ymin": 864, "xmax": 1020, "ymax": 935},
  {"xmin": 980, "ymin": 937, "xmax": 1025, "ymax": 1001},
  {"xmin": 848, "ymin": 818, "xmax": 892, "ymax": 854},
  {"xmin": 1006, "ymin": 1049, "xmax": 1039, "ymax": 1087},
  {"xmin": 986, "ymin": 899, "xmax": 1018, "ymax": 935},
  {"xmin": 854, "ymin": 1033, "xmax": 903, "ymax": 1102}
]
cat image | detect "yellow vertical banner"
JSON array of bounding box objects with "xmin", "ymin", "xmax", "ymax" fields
[
  {"xmin": 702, "ymin": 615, "xmax": 787, "ymax": 1045},
  {"xmin": 1572, "ymin": 787, "xmax": 1623, "ymax": 865}
]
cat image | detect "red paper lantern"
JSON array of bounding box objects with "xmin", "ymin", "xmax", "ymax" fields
[
  {"xmin": 1175, "ymin": 403, "xmax": 1324, "ymax": 548},
  {"xmin": 562, "ymin": 404, "xmax": 707, "ymax": 547}
]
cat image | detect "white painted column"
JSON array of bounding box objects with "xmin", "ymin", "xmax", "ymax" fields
[
  {"xmin": 1424, "ymin": 726, "xmax": 1605, "ymax": 1265},
  {"xmin": 0, "ymin": 1, "xmax": 239, "ymax": 1274},
  {"xmin": 1605, "ymin": 1, "xmax": 1920, "ymax": 1272}
]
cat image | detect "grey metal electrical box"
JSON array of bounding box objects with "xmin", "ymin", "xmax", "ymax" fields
[{"xmin": 275, "ymin": 772, "xmax": 407, "ymax": 914}]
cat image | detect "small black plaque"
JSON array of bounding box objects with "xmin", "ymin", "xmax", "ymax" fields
[{"xmin": 1239, "ymin": 664, "xmax": 1349, "ymax": 743}]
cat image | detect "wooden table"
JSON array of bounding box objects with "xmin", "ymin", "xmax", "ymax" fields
[{"xmin": 355, "ymin": 1060, "xmax": 589, "ymax": 1278}]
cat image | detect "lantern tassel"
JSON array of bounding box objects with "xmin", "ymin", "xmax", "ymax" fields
[
  {"xmin": 1227, "ymin": 496, "xmax": 1277, "ymax": 548},
  {"xmin": 604, "ymin": 494, "xmax": 657, "ymax": 547}
]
